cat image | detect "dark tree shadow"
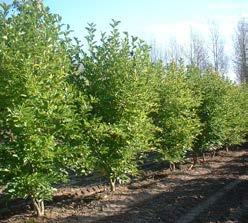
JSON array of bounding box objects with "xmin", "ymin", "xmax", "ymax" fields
[
  {"xmin": 45, "ymin": 152, "xmax": 248, "ymax": 223},
  {"xmin": 1, "ymin": 149, "xmax": 247, "ymax": 223}
]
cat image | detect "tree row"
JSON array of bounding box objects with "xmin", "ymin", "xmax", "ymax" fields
[{"xmin": 0, "ymin": 1, "xmax": 247, "ymax": 216}]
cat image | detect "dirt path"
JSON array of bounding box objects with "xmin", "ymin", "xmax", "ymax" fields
[
  {"xmin": 0, "ymin": 147, "xmax": 247, "ymax": 223},
  {"xmin": 192, "ymin": 180, "xmax": 248, "ymax": 223},
  {"xmin": 177, "ymin": 176, "xmax": 248, "ymax": 223}
]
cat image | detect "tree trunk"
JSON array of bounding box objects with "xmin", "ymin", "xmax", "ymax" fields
[
  {"xmin": 170, "ymin": 162, "xmax": 176, "ymax": 171},
  {"xmin": 193, "ymin": 154, "xmax": 198, "ymax": 165},
  {"xmin": 32, "ymin": 198, "xmax": 44, "ymax": 217},
  {"xmin": 109, "ymin": 178, "xmax": 116, "ymax": 192},
  {"xmin": 225, "ymin": 146, "xmax": 229, "ymax": 152},
  {"xmin": 202, "ymin": 153, "xmax": 206, "ymax": 163},
  {"xmin": 211, "ymin": 150, "xmax": 216, "ymax": 158},
  {"xmin": 176, "ymin": 163, "xmax": 182, "ymax": 170},
  {"xmin": 188, "ymin": 153, "xmax": 198, "ymax": 170}
]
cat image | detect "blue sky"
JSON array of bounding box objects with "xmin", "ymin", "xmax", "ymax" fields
[
  {"xmin": 2, "ymin": 0, "xmax": 248, "ymax": 47},
  {"xmin": 41, "ymin": 0, "xmax": 248, "ymax": 80},
  {"xmin": 2, "ymin": 0, "xmax": 248, "ymax": 79},
  {"xmin": 40, "ymin": 0, "xmax": 248, "ymax": 43},
  {"xmin": 43, "ymin": 0, "xmax": 209, "ymax": 35}
]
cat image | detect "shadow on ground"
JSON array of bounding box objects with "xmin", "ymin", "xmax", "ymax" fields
[
  {"xmin": 46, "ymin": 152, "xmax": 248, "ymax": 223},
  {"xmin": 0, "ymin": 149, "xmax": 247, "ymax": 223}
]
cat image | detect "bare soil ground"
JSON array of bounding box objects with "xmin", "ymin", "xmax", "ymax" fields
[{"xmin": 0, "ymin": 145, "xmax": 247, "ymax": 223}]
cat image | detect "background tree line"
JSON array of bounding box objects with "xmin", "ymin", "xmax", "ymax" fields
[{"xmin": 151, "ymin": 19, "xmax": 248, "ymax": 84}]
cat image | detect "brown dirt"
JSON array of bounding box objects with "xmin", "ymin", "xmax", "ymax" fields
[{"xmin": 0, "ymin": 146, "xmax": 247, "ymax": 223}]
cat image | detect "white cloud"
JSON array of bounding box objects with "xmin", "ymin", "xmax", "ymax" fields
[
  {"xmin": 143, "ymin": 14, "xmax": 239, "ymax": 50},
  {"xmin": 144, "ymin": 22, "xmax": 192, "ymax": 45},
  {"xmin": 141, "ymin": 16, "xmax": 241, "ymax": 81},
  {"xmin": 143, "ymin": 20, "xmax": 213, "ymax": 47},
  {"xmin": 208, "ymin": 2, "xmax": 248, "ymax": 10}
]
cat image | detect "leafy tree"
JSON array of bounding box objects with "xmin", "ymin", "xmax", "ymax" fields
[
  {"xmin": 0, "ymin": 0, "xmax": 79, "ymax": 216},
  {"xmin": 73, "ymin": 20, "xmax": 156, "ymax": 191},
  {"xmin": 152, "ymin": 63, "xmax": 201, "ymax": 170},
  {"xmin": 188, "ymin": 70, "xmax": 231, "ymax": 160},
  {"xmin": 222, "ymin": 83, "xmax": 247, "ymax": 148},
  {"xmin": 239, "ymin": 84, "xmax": 248, "ymax": 138}
]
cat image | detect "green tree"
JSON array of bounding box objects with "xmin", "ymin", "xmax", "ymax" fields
[
  {"xmin": 0, "ymin": 0, "xmax": 79, "ymax": 216},
  {"xmin": 73, "ymin": 21, "xmax": 156, "ymax": 191},
  {"xmin": 222, "ymin": 83, "xmax": 247, "ymax": 148},
  {"xmin": 188, "ymin": 69, "xmax": 231, "ymax": 161},
  {"xmin": 239, "ymin": 84, "xmax": 248, "ymax": 139},
  {"xmin": 153, "ymin": 63, "xmax": 201, "ymax": 170}
]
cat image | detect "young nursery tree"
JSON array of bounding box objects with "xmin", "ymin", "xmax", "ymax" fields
[
  {"xmin": 188, "ymin": 70, "xmax": 231, "ymax": 161},
  {"xmin": 73, "ymin": 21, "xmax": 156, "ymax": 191},
  {"xmin": 222, "ymin": 83, "xmax": 247, "ymax": 148},
  {"xmin": 0, "ymin": 0, "xmax": 79, "ymax": 216},
  {"xmin": 241, "ymin": 85, "xmax": 248, "ymax": 134},
  {"xmin": 152, "ymin": 63, "xmax": 201, "ymax": 170}
]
